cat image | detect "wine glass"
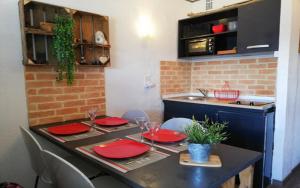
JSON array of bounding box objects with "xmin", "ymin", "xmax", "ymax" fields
[
  {"xmin": 87, "ymin": 107, "xmax": 98, "ymax": 128},
  {"xmin": 145, "ymin": 122, "xmax": 161, "ymax": 151},
  {"xmin": 135, "ymin": 117, "xmax": 148, "ymax": 143}
]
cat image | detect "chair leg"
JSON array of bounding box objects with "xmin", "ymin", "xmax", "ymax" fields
[{"xmin": 34, "ymin": 176, "xmax": 39, "ymax": 188}]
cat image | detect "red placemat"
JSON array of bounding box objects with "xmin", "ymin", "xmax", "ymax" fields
[
  {"xmin": 143, "ymin": 129, "xmax": 187, "ymax": 143},
  {"xmin": 93, "ymin": 139, "xmax": 150, "ymax": 159},
  {"xmin": 95, "ymin": 117, "xmax": 129, "ymax": 126},
  {"xmin": 47, "ymin": 123, "xmax": 90, "ymax": 135}
]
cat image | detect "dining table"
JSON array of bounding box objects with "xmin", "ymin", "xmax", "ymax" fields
[{"xmin": 30, "ymin": 117, "xmax": 262, "ymax": 188}]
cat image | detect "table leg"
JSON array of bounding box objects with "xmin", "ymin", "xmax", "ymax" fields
[
  {"xmin": 221, "ymin": 176, "xmax": 235, "ymax": 188},
  {"xmin": 239, "ymin": 165, "xmax": 254, "ymax": 188}
]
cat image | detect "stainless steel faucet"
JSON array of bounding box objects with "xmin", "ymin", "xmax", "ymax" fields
[{"xmin": 197, "ymin": 88, "xmax": 209, "ymax": 98}]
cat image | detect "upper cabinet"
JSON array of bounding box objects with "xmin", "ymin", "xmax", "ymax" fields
[
  {"xmin": 237, "ymin": 0, "xmax": 281, "ymax": 54},
  {"xmin": 178, "ymin": 0, "xmax": 281, "ymax": 58},
  {"xmin": 19, "ymin": 0, "xmax": 110, "ymax": 66},
  {"xmin": 178, "ymin": 9, "xmax": 238, "ymax": 58}
]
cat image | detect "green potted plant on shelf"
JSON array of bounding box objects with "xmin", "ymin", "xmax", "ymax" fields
[
  {"xmin": 53, "ymin": 15, "xmax": 75, "ymax": 85},
  {"xmin": 185, "ymin": 116, "xmax": 228, "ymax": 163}
]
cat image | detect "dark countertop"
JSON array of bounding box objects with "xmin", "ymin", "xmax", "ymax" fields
[{"xmin": 31, "ymin": 119, "xmax": 262, "ymax": 188}]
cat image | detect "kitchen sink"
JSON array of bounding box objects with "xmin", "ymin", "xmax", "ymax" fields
[{"xmin": 183, "ymin": 96, "xmax": 206, "ymax": 101}]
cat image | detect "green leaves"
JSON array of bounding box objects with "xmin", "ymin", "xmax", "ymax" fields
[
  {"xmin": 53, "ymin": 15, "xmax": 75, "ymax": 85},
  {"xmin": 185, "ymin": 116, "xmax": 228, "ymax": 144}
]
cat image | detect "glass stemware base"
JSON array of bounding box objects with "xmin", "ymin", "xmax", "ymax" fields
[
  {"xmin": 146, "ymin": 122, "xmax": 161, "ymax": 151},
  {"xmin": 88, "ymin": 107, "xmax": 98, "ymax": 129},
  {"xmin": 135, "ymin": 117, "xmax": 147, "ymax": 143}
]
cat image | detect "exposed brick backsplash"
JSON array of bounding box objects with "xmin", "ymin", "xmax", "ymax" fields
[
  {"xmin": 25, "ymin": 66, "xmax": 106, "ymax": 126},
  {"xmin": 160, "ymin": 57, "xmax": 277, "ymax": 97},
  {"xmin": 160, "ymin": 61, "xmax": 191, "ymax": 95}
]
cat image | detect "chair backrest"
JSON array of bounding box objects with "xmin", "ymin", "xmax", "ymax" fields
[
  {"xmin": 20, "ymin": 126, "xmax": 45, "ymax": 176},
  {"xmin": 161, "ymin": 118, "xmax": 193, "ymax": 132},
  {"xmin": 41, "ymin": 150, "xmax": 95, "ymax": 188},
  {"xmin": 122, "ymin": 110, "xmax": 150, "ymax": 124}
]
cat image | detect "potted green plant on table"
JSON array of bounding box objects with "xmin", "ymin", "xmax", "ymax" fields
[
  {"xmin": 185, "ymin": 116, "xmax": 228, "ymax": 163},
  {"xmin": 53, "ymin": 15, "xmax": 75, "ymax": 85}
]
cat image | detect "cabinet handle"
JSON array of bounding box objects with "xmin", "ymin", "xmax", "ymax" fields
[{"xmin": 246, "ymin": 44, "xmax": 270, "ymax": 49}]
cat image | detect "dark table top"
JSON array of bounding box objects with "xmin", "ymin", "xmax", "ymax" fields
[{"xmin": 31, "ymin": 119, "xmax": 262, "ymax": 188}]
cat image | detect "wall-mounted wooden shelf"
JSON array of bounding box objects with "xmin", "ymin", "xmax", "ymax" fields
[
  {"xmin": 73, "ymin": 43, "xmax": 111, "ymax": 48},
  {"xmin": 24, "ymin": 62, "xmax": 108, "ymax": 67},
  {"xmin": 24, "ymin": 27, "xmax": 53, "ymax": 35},
  {"xmin": 180, "ymin": 30, "xmax": 237, "ymax": 40},
  {"xmin": 19, "ymin": 0, "xmax": 110, "ymax": 66}
]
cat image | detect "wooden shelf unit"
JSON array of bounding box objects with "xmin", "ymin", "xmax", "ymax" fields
[
  {"xmin": 24, "ymin": 27, "xmax": 53, "ymax": 35},
  {"xmin": 178, "ymin": 10, "xmax": 238, "ymax": 58},
  {"xmin": 19, "ymin": 0, "xmax": 110, "ymax": 66},
  {"xmin": 73, "ymin": 43, "xmax": 111, "ymax": 48},
  {"xmin": 180, "ymin": 30, "xmax": 237, "ymax": 40}
]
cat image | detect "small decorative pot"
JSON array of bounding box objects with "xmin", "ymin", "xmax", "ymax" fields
[{"xmin": 188, "ymin": 143, "xmax": 212, "ymax": 163}]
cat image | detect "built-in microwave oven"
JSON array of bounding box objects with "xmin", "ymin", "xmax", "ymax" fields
[{"xmin": 186, "ymin": 37, "xmax": 215, "ymax": 56}]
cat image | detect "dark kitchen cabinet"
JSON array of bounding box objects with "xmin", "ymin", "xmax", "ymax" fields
[
  {"xmin": 163, "ymin": 100, "xmax": 275, "ymax": 188},
  {"xmin": 178, "ymin": 0, "xmax": 281, "ymax": 58},
  {"xmin": 237, "ymin": 0, "xmax": 281, "ymax": 53},
  {"xmin": 217, "ymin": 111, "xmax": 265, "ymax": 152},
  {"xmin": 163, "ymin": 100, "xmax": 218, "ymax": 121},
  {"xmin": 217, "ymin": 110, "xmax": 274, "ymax": 187},
  {"xmin": 178, "ymin": 9, "xmax": 238, "ymax": 58}
]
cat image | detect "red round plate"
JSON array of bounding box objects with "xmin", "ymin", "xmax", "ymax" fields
[
  {"xmin": 95, "ymin": 117, "xmax": 129, "ymax": 126},
  {"xmin": 47, "ymin": 123, "xmax": 90, "ymax": 135},
  {"xmin": 92, "ymin": 139, "xmax": 150, "ymax": 159},
  {"xmin": 143, "ymin": 129, "xmax": 187, "ymax": 143}
]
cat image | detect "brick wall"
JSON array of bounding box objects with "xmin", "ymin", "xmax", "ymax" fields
[
  {"xmin": 25, "ymin": 66, "xmax": 106, "ymax": 126},
  {"xmin": 160, "ymin": 57, "xmax": 277, "ymax": 97},
  {"xmin": 160, "ymin": 61, "xmax": 191, "ymax": 95}
]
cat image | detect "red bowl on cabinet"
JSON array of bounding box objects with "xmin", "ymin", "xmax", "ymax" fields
[{"xmin": 212, "ymin": 24, "xmax": 226, "ymax": 33}]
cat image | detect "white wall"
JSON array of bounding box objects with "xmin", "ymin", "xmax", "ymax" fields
[
  {"xmin": 0, "ymin": 0, "xmax": 34, "ymax": 187},
  {"xmin": 272, "ymin": 0, "xmax": 300, "ymax": 181}
]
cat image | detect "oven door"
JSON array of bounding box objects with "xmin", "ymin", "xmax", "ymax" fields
[{"xmin": 188, "ymin": 38, "xmax": 209, "ymax": 55}]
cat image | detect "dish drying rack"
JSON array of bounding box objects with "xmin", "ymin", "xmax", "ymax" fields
[{"xmin": 214, "ymin": 81, "xmax": 239, "ymax": 101}]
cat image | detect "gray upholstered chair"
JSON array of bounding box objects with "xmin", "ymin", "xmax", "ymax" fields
[
  {"xmin": 122, "ymin": 110, "xmax": 150, "ymax": 124},
  {"xmin": 20, "ymin": 127, "xmax": 101, "ymax": 186},
  {"xmin": 41, "ymin": 150, "xmax": 129, "ymax": 188},
  {"xmin": 20, "ymin": 126, "xmax": 51, "ymax": 188},
  {"xmin": 160, "ymin": 118, "xmax": 193, "ymax": 132}
]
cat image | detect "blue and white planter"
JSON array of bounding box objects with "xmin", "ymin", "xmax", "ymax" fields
[{"xmin": 188, "ymin": 143, "xmax": 212, "ymax": 163}]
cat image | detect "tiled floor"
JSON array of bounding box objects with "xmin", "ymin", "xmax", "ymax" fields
[{"xmin": 268, "ymin": 165, "xmax": 300, "ymax": 188}]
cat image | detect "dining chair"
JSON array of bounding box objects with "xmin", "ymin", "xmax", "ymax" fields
[
  {"xmin": 121, "ymin": 109, "xmax": 150, "ymax": 124},
  {"xmin": 160, "ymin": 118, "xmax": 193, "ymax": 132},
  {"xmin": 20, "ymin": 126, "xmax": 48, "ymax": 188},
  {"xmin": 20, "ymin": 127, "xmax": 101, "ymax": 185},
  {"xmin": 41, "ymin": 150, "xmax": 129, "ymax": 188}
]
